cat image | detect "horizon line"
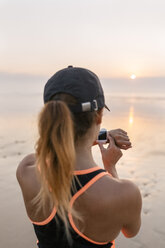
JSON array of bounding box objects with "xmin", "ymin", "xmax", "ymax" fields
[{"xmin": 0, "ymin": 71, "xmax": 165, "ymax": 80}]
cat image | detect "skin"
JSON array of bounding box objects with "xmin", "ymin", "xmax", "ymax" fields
[
  {"xmin": 109, "ymin": 129, "xmax": 132, "ymax": 150},
  {"xmin": 93, "ymin": 128, "xmax": 132, "ymax": 149},
  {"xmin": 16, "ymin": 110, "xmax": 142, "ymax": 243}
]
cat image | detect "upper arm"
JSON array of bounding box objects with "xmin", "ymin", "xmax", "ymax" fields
[{"xmin": 120, "ymin": 179, "xmax": 142, "ymax": 238}]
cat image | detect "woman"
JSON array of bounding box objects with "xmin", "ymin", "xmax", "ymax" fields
[{"xmin": 16, "ymin": 66, "xmax": 142, "ymax": 248}]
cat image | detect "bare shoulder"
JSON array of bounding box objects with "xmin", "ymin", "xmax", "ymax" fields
[
  {"xmin": 16, "ymin": 154, "xmax": 53, "ymax": 222},
  {"xmin": 101, "ymin": 175, "xmax": 142, "ymax": 238},
  {"xmin": 119, "ymin": 179, "xmax": 141, "ymax": 202},
  {"xmin": 89, "ymin": 174, "xmax": 141, "ymax": 210},
  {"xmin": 16, "ymin": 153, "xmax": 36, "ymax": 182},
  {"xmin": 107, "ymin": 177, "xmax": 142, "ymax": 215},
  {"xmin": 16, "ymin": 153, "xmax": 40, "ymax": 201},
  {"xmin": 80, "ymin": 174, "xmax": 141, "ymax": 241},
  {"xmin": 16, "ymin": 153, "xmax": 35, "ymax": 173}
]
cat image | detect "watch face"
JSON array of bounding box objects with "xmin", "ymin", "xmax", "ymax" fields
[{"xmin": 98, "ymin": 130, "xmax": 107, "ymax": 142}]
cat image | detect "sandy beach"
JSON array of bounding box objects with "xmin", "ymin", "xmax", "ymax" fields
[
  {"xmin": 0, "ymin": 85, "xmax": 165, "ymax": 247},
  {"xmin": 1, "ymin": 0, "xmax": 165, "ymax": 246}
]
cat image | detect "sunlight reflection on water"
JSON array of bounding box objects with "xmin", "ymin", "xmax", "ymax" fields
[
  {"xmin": 1, "ymin": 90, "xmax": 165, "ymax": 248},
  {"xmin": 95, "ymin": 95, "xmax": 165, "ymax": 248}
]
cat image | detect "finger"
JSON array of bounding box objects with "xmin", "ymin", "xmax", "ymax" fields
[
  {"xmin": 117, "ymin": 140, "xmax": 132, "ymax": 146},
  {"xmin": 120, "ymin": 144, "xmax": 132, "ymax": 150},
  {"xmin": 121, "ymin": 146, "xmax": 132, "ymax": 150},
  {"xmin": 98, "ymin": 142, "xmax": 105, "ymax": 151},
  {"xmin": 117, "ymin": 132, "xmax": 130, "ymax": 138},
  {"xmin": 117, "ymin": 129, "xmax": 127, "ymax": 135},
  {"xmin": 116, "ymin": 134, "xmax": 130, "ymax": 141}
]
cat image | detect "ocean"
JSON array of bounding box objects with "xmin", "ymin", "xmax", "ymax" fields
[{"xmin": 0, "ymin": 74, "xmax": 165, "ymax": 248}]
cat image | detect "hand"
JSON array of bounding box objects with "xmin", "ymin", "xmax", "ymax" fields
[
  {"xmin": 98, "ymin": 134, "xmax": 122, "ymax": 176},
  {"xmin": 109, "ymin": 129, "xmax": 132, "ymax": 150}
]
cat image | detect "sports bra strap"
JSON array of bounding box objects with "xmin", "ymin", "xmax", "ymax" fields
[
  {"xmin": 71, "ymin": 168, "xmax": 106, "ymax": 195},
  {"xmin": 69, "ymin": 170, "xmax": 110, "ymax": 246}
]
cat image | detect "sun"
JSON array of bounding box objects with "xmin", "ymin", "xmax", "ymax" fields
[{"xmin": 130, "ymin": 74, "xmax": 136, "ymax": 79}]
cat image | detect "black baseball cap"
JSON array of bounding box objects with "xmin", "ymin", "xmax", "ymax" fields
[{"xmin": 44, "ymin": 66, "xmax": 110, "ymax": 113}]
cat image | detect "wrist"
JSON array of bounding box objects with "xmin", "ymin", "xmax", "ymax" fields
[{"xmin": 108, "ymin": 130, "xmax": 114, "ymax": 138}]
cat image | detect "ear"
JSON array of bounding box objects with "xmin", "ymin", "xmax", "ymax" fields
[{"xmin": 96, "ymin": 109, "xmax": 103, "ymax": 124}]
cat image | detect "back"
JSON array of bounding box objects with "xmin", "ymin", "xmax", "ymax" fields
[{"xmin": 17, "ymin": 161, "xmax": 141, "ymax": 248}]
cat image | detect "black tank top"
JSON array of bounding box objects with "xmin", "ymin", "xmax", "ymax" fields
[{"xmin": 31, "ymin": 167, "xmax": 114, "ymax": 248}]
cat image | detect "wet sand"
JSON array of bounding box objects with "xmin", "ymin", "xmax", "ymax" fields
[{"xmin": 0, "ymin": 95, "xmax": 165, "ymax": 248}]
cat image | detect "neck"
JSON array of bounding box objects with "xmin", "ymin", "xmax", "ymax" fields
[
  {"xmin": 74, "ymin": 122, "xmax": 100, "ymax": 171},
  {"xmin": 74, "ymin": 139, "xmax": 98, "ymax": 171}
]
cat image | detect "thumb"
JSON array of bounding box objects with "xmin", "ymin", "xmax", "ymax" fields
[{"xmin": 107, "ymin": 134, "xmax": 115, "ymax": 148}]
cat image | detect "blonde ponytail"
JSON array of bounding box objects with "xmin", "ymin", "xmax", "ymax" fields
[
  {"xmin": 34, "ymin": 100, "xmax": 77, "ymax": 238},
  {"xmin": 32, "ymin": 93, "xmax": 97, "ymax": 241}
]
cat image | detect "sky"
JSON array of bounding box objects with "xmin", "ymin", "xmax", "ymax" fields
[{"xmin": 1, "ymin": 0, "xmax": 165, "ymax": 78}]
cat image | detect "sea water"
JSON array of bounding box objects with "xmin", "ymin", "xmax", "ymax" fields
[{"xmin": 0, "ymin": 74, "xmax": 165, "ymax": 248}]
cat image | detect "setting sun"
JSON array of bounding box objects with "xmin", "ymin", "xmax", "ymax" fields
[{"xmin": 130, "ymin": 74, "xmax": 136, "ymax": 79}]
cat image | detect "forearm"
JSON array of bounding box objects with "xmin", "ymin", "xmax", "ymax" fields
[
  {"xmin": 104, "ymin": 164, "xmax": 119, "ymax": 179},
  {"xmin": 98, "ymin": 135, "xmax": 122, "ymax": 179}
]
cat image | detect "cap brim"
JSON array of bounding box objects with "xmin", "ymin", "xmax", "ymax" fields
[{"xmin": 105, "ymin": 104, "xmax": 110, "ymax": 111}]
